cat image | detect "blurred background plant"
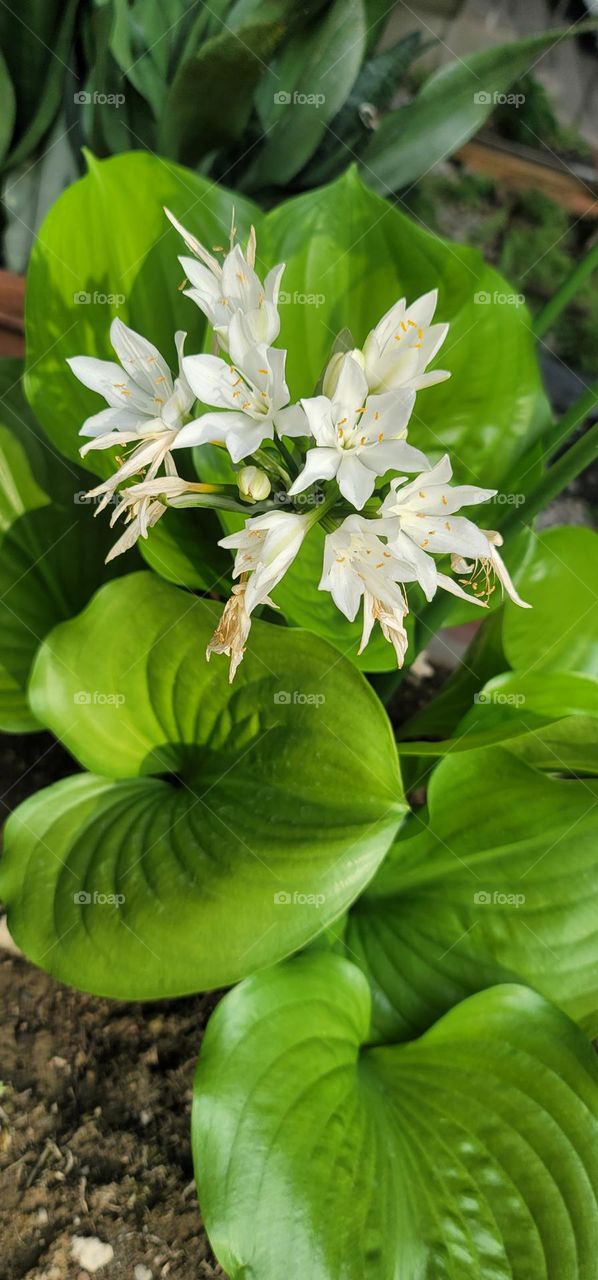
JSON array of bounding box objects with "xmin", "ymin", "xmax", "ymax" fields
[{"xmin": 1, "ymin": 0, "xmax": 597, "ymax": 274}]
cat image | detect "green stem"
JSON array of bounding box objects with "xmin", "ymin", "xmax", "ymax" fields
[
  {"xmin": 253, "ymin": 447, "xmax": 291, "ymax": 489},
  {"xmin": 533, "ymin": 239, "xmax": 598, "ymax": 339},
  {"xmin": 534, "ymin": 376, "xmax": 598, "ymax": 464},
  {"xmin": 499, "ymin": 418, "xmax": 598, "ymax": 540}
]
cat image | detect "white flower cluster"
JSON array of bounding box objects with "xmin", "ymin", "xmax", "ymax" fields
[{"xmin": 69, "ymin": 211, "xmax": 528, "ymax": 680}]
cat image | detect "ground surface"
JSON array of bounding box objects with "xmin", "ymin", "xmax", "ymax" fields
[{"xmin": 0, "ymin": 953, "xmax": 223, "ymax": 1280}]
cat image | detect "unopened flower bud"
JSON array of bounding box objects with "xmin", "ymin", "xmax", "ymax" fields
[
  {"xmin": 237, "ymin": 466, "xmax": 271, "ymax": 503},
  {"xmin": 322, "ymin": 348, "xmax": 365, "ymax": 398}
]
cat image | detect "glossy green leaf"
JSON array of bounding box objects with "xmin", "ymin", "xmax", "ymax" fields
[
  {"xmin": 0, "ymin": 0, "xmax": 78, "ymax": 168},
  {"xmin": 0, "ymin": 47, "xmax": 15, "ymax": 165},
  {"xmin": 345, "ymin": 746, "xmax": 598, "ymax": 1042},
  {"xmin": 398, "ymin": 669, "xmax": 598, "ymax": 759},
  {"xmin": 249, "ymin": 0, "xmax": 366, "ymax": 186},
  {"xmin": 0, "ymin": 572, "xmax": 404, "ymax": 995},
  {"xmin": 137, "ymin": 505, "xmax": 231, "ymax": 591},
  {"xmin": 24, "ymin": 151, "xmax": 259, "ymax": 471},
  {"xmin": 503, "ymin": 526, "xmax": 598, "ymax": 677},
  {"xmin": 194, "ymin": 952, "xmax": 598, "ymax": 1280},
  {"xmin": 0, "ymin": 501, "xmax": 133, "ymax": 733},
  {"xmin": 159, "ymin": 23, "xmax": 284, "ymax": 166},
  {"xmin": 360, "ymin": 25, "xmax": 598, "ymax": 193},
  {"xmin": 0, "ymin": 360, "xmax": 130, "ymax": 732}
]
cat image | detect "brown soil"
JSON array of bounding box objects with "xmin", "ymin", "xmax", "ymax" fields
[{"xmin": 0, "ymin": 952, "xmax": 225, "ymax": 1280}]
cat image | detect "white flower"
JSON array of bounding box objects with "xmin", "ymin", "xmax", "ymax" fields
[
  {"xmin": 288, "ymin": 354, "xmax": 428, "ymax": 511},
  {"xmin": 174, "ymin": 331, "xmax": 305, "ymax": 463},
  {"xmin": 164, "ymin": 207, "xmax": 284, "ymax": 351},
  {"xmin": 319, "ymin": 515, "xmax": 415, "ymax": 664},
  {"xmin": 208, "ymin": 511, "xmax": 310, "ymax": 680},
  {"xmin": 68, "ymin": 319, "xmax": 194, "ymax": 450},
  {"xmin": 361, "ymin": 289, "xmax": 450, "ymax": 394},
  {"xmin": 379, "ymin": 454, "xmax": 498, "ymax": 600},
  {"xmin": 220, "ymin": 511, "xmax": 309, "ymax": 614},
  {"xmin": 100, "ymin": 476, "xmax": 192, "ymax": 563},
  {"xmin": 451, "ymin": 530, "xmax": 531, "ymax": 609}
]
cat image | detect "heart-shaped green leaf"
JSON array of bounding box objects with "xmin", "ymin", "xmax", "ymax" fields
[
  {"xmin": 193, "ymin": 952, "xmax": 598, "ymax": 1280},
  {"xmin": 503, "ymin": 526, "xmax": 598, "ymax": 677},
  {"xmin": 24, "ymin": 151, "xmax": 259, "ymax": 471},
  {"xmin": 0, "ymin": 572, "xmax": 404, "ymax": 995},
  {"xmin": 345, "ymin": 745, "xmax": 598, "ymax": 1042}
]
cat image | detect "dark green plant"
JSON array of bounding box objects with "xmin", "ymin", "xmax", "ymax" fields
[{"xmin": 0, "ymin": 152, "xmax": 597, "ymax": 1278}]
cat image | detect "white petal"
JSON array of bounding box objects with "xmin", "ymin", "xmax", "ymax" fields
[
  {"xmin": 436, "ymin": 572, "xmax": 487, "ymax": 607},
  {"xmin": 164, "ymin": 207, "xmax": 221, "ymax": 274},
  {"xmin": 336, "ymin": 454, "xmax": 376, "ymax": 509},
  {"xmin": 301, "ymin": 395, "xmax": 336, "ymax": 446},
  {"xmin": 288, "ymin": 447, "xmax": 339, "ymax": 495},
  {"xmin": 109, "ymin": 318, "xmax": 173, "ymax": 402},
  {"xmin": 68, "ymin": 355, "xmax": 153, "ymax": 414},
  {"xmin": 332, "ymin": 354, "xmax": 368, "ymax": 418},
  {"xmin": 79, "ymin": 407, "xmax": 148, "ymax": 437},
  {"xmin": 274, "ymin": 403, "xmax": 308, "ymax": 438},
  {"xmin": 360, "ymin": 439, "xmax": 430, "ymax": 476},
  {"xmin": 182, "ymin": 353, "xmax": 230, "ymax": 407}
]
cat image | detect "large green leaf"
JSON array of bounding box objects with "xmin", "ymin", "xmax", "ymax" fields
[
  {"xmin": 0, "ymin": 572, "xmax": 404, "ymax": 995},
  {"xmin": 345, "ymin": 746, "xmax": 598, "ymax": 1042},
  {"xmin": 260, "ymin": 168, "xmax": 542, "ymax": 484},
  {"xmin": 24, "ymin": 151, "xmax": 259, "ymax": 471},
  {"xmin": 0, "ymin": 503, "xmax": 131, "ymax": 733},
  {"xmin": 0, "ymin": 0, "xmax": 78, "ymax": 167},
  {"xmin": 0, "ymin": 359, "xmax": 129, "ymax": 732},
  {"xmin": 159, "ymin": 22, "xmax": 285, "ymax": 166},
  {"xmin": 503, "ymin": 526, "xmax": 598, "ymax": 677},
  {"xmin": 248, "ymin": 0, "xmax": 366, "ymax": 187},
  {"xmin": 0, "ymin": 47, "xmax": 15, "ymax": 165},
  {"xmin": 360, "ymin": 25, "xmax": 598, "ymax": 193},
  {"xmin": 397, "ymin": 670, "xmax": 598, "ymax": 760},
  {"xmin": 193, "ymin": 952, "xmax": 598, "ymax": 1280}
]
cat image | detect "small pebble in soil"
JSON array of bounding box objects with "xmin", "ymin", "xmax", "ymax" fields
[{"xmin": 71, "ymin": 1236, "xmax": 114, "ymax": 1272}]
